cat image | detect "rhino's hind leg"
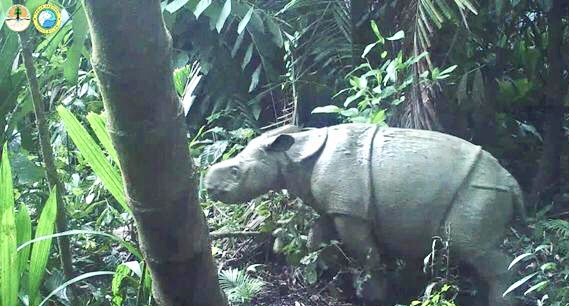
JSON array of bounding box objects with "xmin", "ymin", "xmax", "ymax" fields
[
  {"xmin": 463, "ymin": 250, "xmax": 516, "ymax": 306},
  {"xmin": 444, "ymin": 156, "xmax": 518, "ymax": 306}
]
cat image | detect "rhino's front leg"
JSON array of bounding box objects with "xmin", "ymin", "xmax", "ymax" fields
[
  {"xmin": 333, "ymin": 215, "xmax": 387, "ymax": 304},
  {"xmin": 332, "ymin": 215, "xmax": 382, "ymax": 270}
]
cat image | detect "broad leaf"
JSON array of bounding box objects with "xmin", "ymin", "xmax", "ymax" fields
[
  {"xmin": 15, "ymin": 204, "xmax": 32, "ymax": 278},
  {"xmin": 248, "ymin": 64, "xmax": 262, "ymax": 92},
  {"xmin": 503, "ymin": 272, "xmax": 538, "ymax": 297},
  {"xmin": 216, "ymin": 0, "xmax": 231, "ymax": 33},
  {"xmin": 194, "ymin": 0, "xmax": 212, "ymax": 18},
  {"xmin": 165, "ymin": 0, "xmax": 190, "ymax": 13},
  {"xmin": 28, "ymin": 189, "xmax": 58, "ymax": 306},
  {"xmin": 386, "ymin": 30, "xmax": 405, "ymax": 41},
  {"xmin": 237, "ymin": 7, "xmax": 253, "ymax": 34},
  {"xmin": 57, "ymin": 106, "xmax": 129, "ymax": 213},
  {"xmin": 0, "ymin": 144, "xmax": 18, "ymax": 306},
  {"xmin": 64, "ymin": 5, "xmax": 89, "ymax": 83},
  {"xmin": 312, "ymin": 105, "xmax": 342, "ymax": 114}
]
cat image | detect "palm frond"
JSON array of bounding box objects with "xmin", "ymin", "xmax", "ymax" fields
[
  {"xmin": 392, "ymin": 0, "xmax": 477, "ymax": 130},
  {"xmin": 219, "ymin": 268, "xmax": 265, "ymax": 304}
]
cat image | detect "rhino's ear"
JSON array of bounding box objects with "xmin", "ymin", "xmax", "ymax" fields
[
  {"xmin": 283, "ymin": 129, "xmax": 327, "ymax": 162},
  {"xmin": 267, "ymin": 134, "xmax": 295, "ymax": 152}
]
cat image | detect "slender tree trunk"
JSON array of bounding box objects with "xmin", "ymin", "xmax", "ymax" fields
[
  {"xmin": 18, "ymin": 32, "xmax": 76, "ymax": 293},
  {"xmin": 531, "ymin": 0, "xmax": 566, "ymax": 203},
  {"xmin": 82, "ymin": 1, "xmax": 227, "ymax": 305}
]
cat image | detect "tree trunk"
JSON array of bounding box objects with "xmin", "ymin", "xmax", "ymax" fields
[
  {"xmin": 531, "ymin": 0, "xmax": 566, "ymax": 204},
  {"xmin": 82, "ymin": 1, "xmax": 226, "ymax": 305},
  {"xmin": 18, "ymin": 32, "xmax": 76, "ymax": 298}
]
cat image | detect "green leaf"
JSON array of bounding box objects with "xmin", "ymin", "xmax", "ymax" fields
[
  {"xmin": 386, "ymin": 30, "xmax": 405, "ymax": 41},
  {"xmin": 370, "ymin": 20, "xmax": 383, "ymax": 42},
  {"xmin": 311, "ymin": 105, "xmax": 342, "ymax": 114},
  {"xmin": 248, "ymin": 64, "xmax": 262, "ymax": 92},
  {"xmin": 439, "ymin": 64, "xmax": 458, "ymax": 76},
  {"xmin": 112, "ymin": 264, "xmax": 132, "ymax": 306},
  {"xmin": 216, "ymin": 0, "xmax": 231, "ymax": 33},
  {"xmin": 0, "ymin": 0, "xmax": 11, "ymax": 31},
  {"xmin": 18, "ymin": 229, "xmax": 142, "ymax": 260},
  {"xmin": 15, "ymin": 204, "xmax": 32, "ymax": 278},
  {"xmin": 241, "ymin": 43, "xmax": 253, "ymax": 70},
  {"xmin": 0, "ymin": 144, "xmax": 18, "ymax": 306},
  {"xmin": 265, "ymin": 17, "xmax": 283, "ymax": 47},
  {"xmin": 238, "ymin": 7, "xmax": 254, "ymax": 34},
  {"xmin": 64, "ymin": 5, "xmax": 89, "ymax": 84},
  {"xmin": 508, "ymin": 252, "xmax": 534, "ymax": 270},
  {"xmin": 38, "ymin": 271, "xmax": 115, "ymax": 306},
  {"xmin": 57, "ymin": 106, "xmax": 129, "ymax": 213},
  {"xmin": 86, "ymin": 113, "xmax": 119, "ymax": 164},
  {"xmin": 361, "ymin": 42, "xmax": 378, "ymax": 58},
  {"xmin": 502, "ymin": 272, "xmax": 538, "ymax": 297},
  {"xmin": 370, "ymin": 109, "xmax": 386, "ymax": 124},
  {"xmin": 194, "ymin": 0, "xmax": 212, "ymax": 18},
  {"xmin": 165, "ymin": 0, "xmax": 190, "ymax": 13},
  {"xmin": 524, "ymin": 280, "xmax": 549, "ymax": 295},
  {"xmin": 231, "ymin": 31, "xmax": 246, "ymax": 57},
  {"xmin": 28, "ymin": 189, "xmax": 58, "ymax": 306}
]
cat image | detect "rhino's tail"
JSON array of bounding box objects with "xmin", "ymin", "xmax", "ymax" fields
[{"xmin": 511, "ymin": 179, "xmax": 527, "ymax": 224}]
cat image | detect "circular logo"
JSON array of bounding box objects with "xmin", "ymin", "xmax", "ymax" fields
[
  {"xmin": 33, "ymin": 4, "xmax": 61, "ymax": 34},
  {"xmin": 5, "ymin": 5, "xmax": 31, "ymax": 32}
]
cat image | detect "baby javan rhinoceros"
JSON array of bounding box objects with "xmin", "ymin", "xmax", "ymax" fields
[{"xmin": 204, "ymin": 124, "xmax": 526, "ymax": 306}]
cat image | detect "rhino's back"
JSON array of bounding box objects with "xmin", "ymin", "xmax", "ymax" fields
[{"xmin": 372, "ymin": 128, "xmax": 483, "ymax": 255}]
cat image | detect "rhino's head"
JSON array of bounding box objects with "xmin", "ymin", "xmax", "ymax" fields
[{"xmin": 204, "ymin": 126, "xmax": 327, "ymax": 203}]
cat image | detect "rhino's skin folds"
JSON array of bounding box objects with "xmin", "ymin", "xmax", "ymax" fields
[{"xmin": 205, "ymin": 123, "xmax": 526, "ymax": 306}]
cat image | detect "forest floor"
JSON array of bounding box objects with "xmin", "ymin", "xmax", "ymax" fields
[{"xmin": 252, "ymin": 264, "xmax": 354, "ymax": 306}]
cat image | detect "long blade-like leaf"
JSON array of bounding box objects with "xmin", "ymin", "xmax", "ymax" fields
[
  {"xmin": 28, "ymin": 189, "xmax": 58, "ymax": 306},
  {"xmin": 503, "ymin": 272, "xmax": 538, "ymax": 297},
  {"xmin": 57, "ymin": 106, "xmax": 129, "ymax": 213},
  {"xmin": 38, "ymin": 271, "xmax": 115, "ymax": 306},
  {"xmin": 63, "ymin": 4, "xmax": 89, "ymax": 83},
  {"xmin": 18, "ymin": 229, "xmax": 142, "ymax": 260},
  {"xmin": 0, "ymin": 143, "xmax": 19, "ymax": 306},
  {"xmin": 15, "ymin": 204, "xmax": 32, "ymax": 277},
  {"xmin": 86, "ymin": 113, "xmax": 119, "ymax": 164}
]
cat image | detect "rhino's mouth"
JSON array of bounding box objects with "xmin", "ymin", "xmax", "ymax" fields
[{"xmin": 206, "ymin": 188, "xmax": 228, "ymax": 202}]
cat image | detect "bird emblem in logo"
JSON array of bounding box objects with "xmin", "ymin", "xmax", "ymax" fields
[
  {"xmin": 5, "ymin": 5, "xmax": 31, "ymax": 32},
  {"xmin": 33, "ymin": 4, "xmax": 61, "ymax": 34}
]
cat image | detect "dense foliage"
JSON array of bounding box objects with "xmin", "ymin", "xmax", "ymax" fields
[{"xmin": 0, "ymin": 0, "xmax": 567, "ymax": 305}]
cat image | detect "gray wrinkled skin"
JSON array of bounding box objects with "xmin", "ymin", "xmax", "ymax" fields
[{"xmin": 204, "ymin": 123, "xmax": 526, "ymax": 306}]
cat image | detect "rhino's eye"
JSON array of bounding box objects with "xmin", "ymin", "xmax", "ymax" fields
[{"xmin": 230, "ymin": 166, "xmax": 240, "ymax": 176}]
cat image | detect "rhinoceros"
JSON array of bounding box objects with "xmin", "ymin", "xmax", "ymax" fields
[{"xmin": 204, "ymin": 124, "xmax": 526, "ymax": 306}]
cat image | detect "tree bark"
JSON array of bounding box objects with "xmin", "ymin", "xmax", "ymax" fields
[
  {"xmin": 531, "ymin": 0, "xmax": 566, "ymax": 203},
  {"xmin": 18, "ymin": 31, "xmax": 76, "ymax": 295},
  {"xmin": 82, "ymin": 1, "xmax": 227, "ymax": 305}
]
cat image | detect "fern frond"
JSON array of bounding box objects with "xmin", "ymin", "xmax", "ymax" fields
[{"xmin": 219, "ymin": 268, "xmax": 265, "ymax": 304}]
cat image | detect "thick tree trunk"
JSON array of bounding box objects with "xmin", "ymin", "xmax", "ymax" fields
[
  {"xmin": 531, "ymin": 0, "xmax": 566, "ymax": 203},
  {"xmin": 82, "ymin": 1, "xmax": 226, "ymax": 305}
]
